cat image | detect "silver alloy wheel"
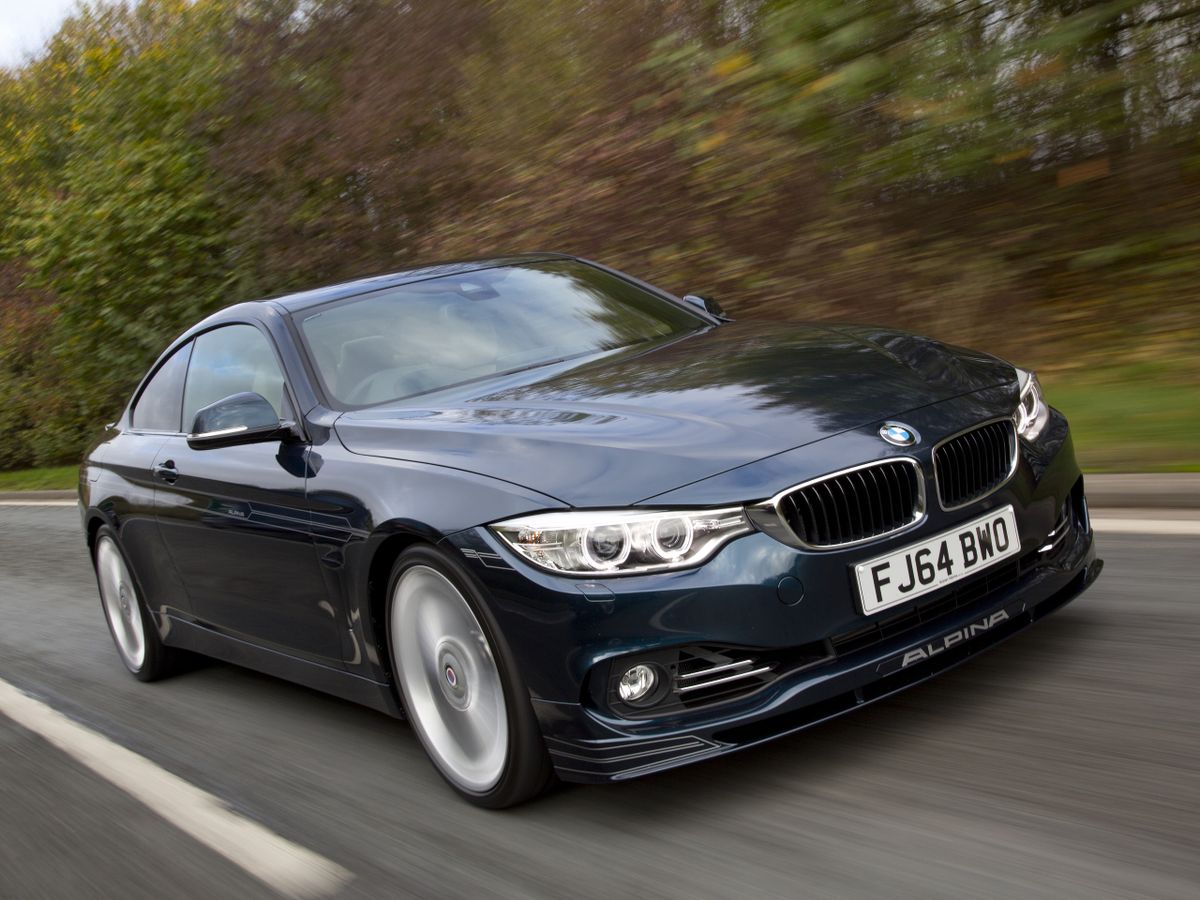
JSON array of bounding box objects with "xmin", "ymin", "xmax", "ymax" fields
[
  {"xmin": 96, "ymin": 536, "xmax": 146, "ymax": 670},
  {"xmin": 390, "ymin": 565, "xmax": 508, "ymax": 793}
]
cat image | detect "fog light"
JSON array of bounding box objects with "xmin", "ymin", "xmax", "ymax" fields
[{"xmin": 618, "ymin": 664, "xmax": 658, "ymax": 703}]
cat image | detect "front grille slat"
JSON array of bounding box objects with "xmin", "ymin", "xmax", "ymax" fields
[
  {"xmin": 965, "ymin": 431, "xmax": 981, "ymax": 493},
  {"xmin": 776, "ymin": 460, "xmax": 921, "ymax": 548},
  {"xmin": 977, "ymin": 427, "xmax": 992, "ymax": 491},
  {"xmin": 846, "ymin": 473, "xmax": 863, "ymax": 539},
  {"xmin": 992, "ymin": 423, "xmax": 1008, "ymax": 482},
  {"xmin": 820, "ymin": 482, "xmax": 844, "ymax": 541},
  {"xmin": 808, "ymin": 489, "xmax": 828, "ymax": 545},
  {"xmin": 934, "ymin": 419, "xmax": 1016, "ymax": 509},
  {"xmin": 898, "ymin": 463, "xmax": 914, "ymax": 523},
  {"xmin": 784, "ymin": 495, "xmax": 803, "ymax": 544},
  {"xmin": 976, "ymin": 428, "xmax": 992, "ymax": 489},
  {"xmin": 826, "ymin": 481, "xmax": 847, "ymax": 540},
  {"xmin": 834, "ymin": 480, "xmax": 854, "ymax": 539},
  {"xmin": 853, "ymin": 471, "xmax": 875, "ymax": 539},
  {"xmin": 987, "ymin": 424, "xmax": 1003, "ymax": 488},
  {"xmin": 884, "ymin": 462, "xmax": 903, "ymax": 525},
  {"xmin": 865, "ymin": 466, "xmax": 890, "ymax": 532},
  {"xmin": 952, "ymin": 439, "xmax": 967, "ymax": 505},
  {"xmin": 944, "ymin": 440, "xmax": 959, "ymax": 506},
  {"xmin": 806, "ymin": 489, "xmax": 825, "ymax": 547}
]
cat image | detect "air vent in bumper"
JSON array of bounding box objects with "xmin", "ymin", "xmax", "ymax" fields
[
  {"xmin": 675, "ymin": 649, "xmax": 773, "ymax": 702},
  {"xmin": 597, "ymin": 643, "xmax": 830, "ymax": 718}
]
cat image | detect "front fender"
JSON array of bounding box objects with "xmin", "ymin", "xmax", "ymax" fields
[{"xmin": 305, "ymin": 439, "xmax": 568, "ymax": 686}]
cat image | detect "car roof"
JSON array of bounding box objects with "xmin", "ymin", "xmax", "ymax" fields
[{"xmin": 256, "ymin": 252, "xmax": 576, "ymax": 314}]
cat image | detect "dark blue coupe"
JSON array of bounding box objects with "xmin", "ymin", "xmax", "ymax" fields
[{"xmin": 82, "ymin": 254, "xmax": 1102, "ymax": 806}]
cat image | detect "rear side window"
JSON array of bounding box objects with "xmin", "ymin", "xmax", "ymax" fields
[
  {"xmin": 131, "ymin": 343, "xmax": 191, "ymax": 432},
  {"xmin": 182, "ymin": 324, "xmax": 289, "ymax": 432}
]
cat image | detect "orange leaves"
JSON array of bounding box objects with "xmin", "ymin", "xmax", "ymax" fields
[
  {"xmin": 1013, "ymin": 56, "xmax": 1066, "ymax": 89},
  {"xmin": 695, "ymin": 131, "xmax": 729, "ymax": 154},
  {"xmin": 1057, "ymin": 158, "xmax": 1111, "ymax": 188},
  {"xmin": 712, "ymin": 52, "xmax": 752, "ymax": 80}
]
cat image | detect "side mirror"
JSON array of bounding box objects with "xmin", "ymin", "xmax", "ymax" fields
[
  {"xmin": 682, "ymin": 293, "xmax": 731, "ymax": 321},
  {"xmin": 187, "ymin": 392, "xmax": 296, "ymax": 450}
]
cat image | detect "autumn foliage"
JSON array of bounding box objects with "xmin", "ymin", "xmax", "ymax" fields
[{"xmin": 1, "ymin": 0, "xmax": 1198, "ymax": 467}]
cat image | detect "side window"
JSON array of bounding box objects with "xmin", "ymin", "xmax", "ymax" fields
[
  {"xmin": 182, "ymin": 324, "xmax": 289, "ymax": 433},
  {"xmin": 131, "ymin": 343, "xmax": 192, "ymax": 432}
]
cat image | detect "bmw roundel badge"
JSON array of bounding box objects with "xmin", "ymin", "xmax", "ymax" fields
[{"xmin": 879, "ymin": 422, "xmax": 918, "ymax": 447}]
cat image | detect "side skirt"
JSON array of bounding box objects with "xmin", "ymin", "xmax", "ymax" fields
[{"xmin": 164, "ymin": 617, "xmax": 403, "ymax": 718}]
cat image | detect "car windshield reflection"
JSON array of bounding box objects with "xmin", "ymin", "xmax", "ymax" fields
[{"xmin": 297, "ymin": 261, "xmax": 705, "ymax": 408}]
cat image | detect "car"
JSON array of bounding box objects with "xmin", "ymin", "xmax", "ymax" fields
[{"xmin": 80, "ymin": 252, "xmax": 1103, "ymax": 807}]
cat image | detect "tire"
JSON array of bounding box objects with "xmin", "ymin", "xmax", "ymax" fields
[
  {"xmin": 93, "ymin": 526, "xmax": 178, "ymax": 682},
  {"xmin": 386, "ymin": 545, "xmax": 555, "ymax": 808}
]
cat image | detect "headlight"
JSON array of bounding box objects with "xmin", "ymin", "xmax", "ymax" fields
[
  {"xmin": 490, "ymin": 508, "xmax": 752, "ymax": 575},
  {"xmin": 1014, "ymin": 368, "xmax": 1050, "ymax": 441}
]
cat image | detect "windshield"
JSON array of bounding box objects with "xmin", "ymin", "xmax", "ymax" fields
[{"xmin": 296, "ymin": 260, "xmax": 705, "ymax": 407}]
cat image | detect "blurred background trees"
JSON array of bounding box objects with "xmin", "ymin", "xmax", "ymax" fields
[{"xmin": 1, "ymin": 0, "xmax": 1197, "ymax": 472}]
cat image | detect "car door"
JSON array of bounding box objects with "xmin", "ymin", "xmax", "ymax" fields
[
  {"xmin": 106, "ymin": 341, "xmax": 195, "ymax": 620},
  {"xmin": 151, "ymin": 322, "xmax": 343, "ymax": 664}
]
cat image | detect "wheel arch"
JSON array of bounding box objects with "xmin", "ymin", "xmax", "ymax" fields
[
  {"xmin": 84, "ymin": 510, "xmax": 113, "ymax": 555},
  {"xmin": 362, "ymin": 520, "xmax": 453, "ymax": 681},
  {"xmin": 360, "ymin": 519, "xmax": 501, "ymax": 690}
]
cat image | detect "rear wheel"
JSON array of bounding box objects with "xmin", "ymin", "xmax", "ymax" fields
[
  {"xmin": 387, "ymin": 545, "xmax": 554, "ymax": 807},
  {"xmin": 93, "ymin": 526, "xmax": 177, "ymax": 681}
]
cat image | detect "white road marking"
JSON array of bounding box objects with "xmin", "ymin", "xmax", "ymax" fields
[
  {"xmin": 1092, "ymin": 517, "xmax": 1200, "ymax": 536},
  {"xmin": 0, "ymin": 678, "xmax": 353, "ymax": 899},
  {"xmin": 0, "ymin": 500, "xmax": 77, "ymax": 506}
]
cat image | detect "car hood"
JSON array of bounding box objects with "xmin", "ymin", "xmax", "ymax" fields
[{"xmin": 333, "ymin": 322, "xmax": 1016, "ymax": 507}]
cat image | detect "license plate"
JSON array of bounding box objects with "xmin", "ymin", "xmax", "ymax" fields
[{"xmin": 854, "ymin": 506, "xmax": 1020, "ymax": 616}]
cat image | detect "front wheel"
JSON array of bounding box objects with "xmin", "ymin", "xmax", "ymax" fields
[{"xmin": 387, "ymin": 546, "xmax": 554, "ymax": 807}]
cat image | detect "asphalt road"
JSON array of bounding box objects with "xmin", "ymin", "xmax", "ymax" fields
[{"xmin": 1, "ymin": 506, "xmax": 1197, "ymax": 900}]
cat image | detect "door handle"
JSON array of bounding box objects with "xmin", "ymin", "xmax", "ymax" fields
[{"xmin": 152, "ymin": 461, "xmax": 178, "ymax": 484}]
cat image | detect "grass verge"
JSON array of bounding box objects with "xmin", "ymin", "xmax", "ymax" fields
[
  {"xmin": 0, "ymin": 465, "xmax": 78, "ymax": 492},
  {"xmin": 1042, "ymin": 361, "xmax": 1199, "ymax": 473}
]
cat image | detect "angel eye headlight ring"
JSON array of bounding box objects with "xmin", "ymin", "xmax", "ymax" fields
[
  {"xmin": 490, "ymin": 508, "xmax": 752, "ymax": 576},
  {"xmin": 1014, "ymin": 368, "xmax": 1050, "ymax": 442}
]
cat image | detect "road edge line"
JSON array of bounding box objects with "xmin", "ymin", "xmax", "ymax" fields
[{"xmin": 0, "ymin": 678, "xmax": 353, "ymax": 899}]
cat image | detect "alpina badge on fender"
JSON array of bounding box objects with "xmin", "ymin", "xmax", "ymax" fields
[{"xmin": 879, "ymin": 422, "xmax": 918, "ymax": 446}]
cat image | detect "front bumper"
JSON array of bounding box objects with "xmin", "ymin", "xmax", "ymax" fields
[
  {"xmin": 445, "ymin": 409, "xmax": 1103, "ymax": 783},
  {"xmin": 538, "ymin": 528, "xmax": 1099, "ymax": 781}
]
